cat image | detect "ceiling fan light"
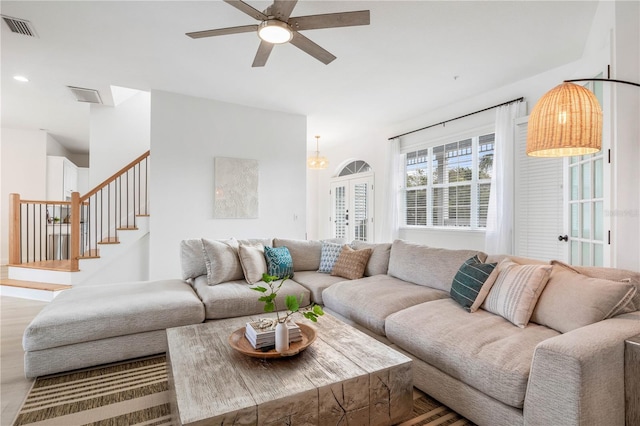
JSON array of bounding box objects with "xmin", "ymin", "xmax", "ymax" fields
[{"xmin": 258, "ymin": 20, "xmax": 292, "ymax": 44}]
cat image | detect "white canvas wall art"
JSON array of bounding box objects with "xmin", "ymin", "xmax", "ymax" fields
[{"xmin": 214, "ymin": 157, "xmax": 259, "ymax": 218}]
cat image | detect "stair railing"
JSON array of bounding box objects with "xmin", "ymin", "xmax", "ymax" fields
[{"xmin": 8, "ymin": 150, "xmax": 150, "ymax": 271}]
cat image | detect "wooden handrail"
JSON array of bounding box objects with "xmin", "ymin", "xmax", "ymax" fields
[
  {"xmin": 9, "ymin": 194, "xmax": 20, "ymax": 264},
  {"xmin": 18, "ymin": 200, "xmax": 72, "ymax": 205},
  {"xmin": 81, "ymin": 150, "xmax": 150, "ymax": 201}
]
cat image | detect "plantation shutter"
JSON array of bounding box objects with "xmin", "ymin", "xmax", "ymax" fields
[{"xmin": 513, "ymin": 118, "xmax": 567, "ymax": 261}]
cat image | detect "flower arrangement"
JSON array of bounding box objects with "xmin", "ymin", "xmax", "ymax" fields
[{"xmin": 252, "ymin": 273, "xmax": 324, "ymax": 324}]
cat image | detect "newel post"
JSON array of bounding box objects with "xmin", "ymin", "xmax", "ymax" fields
[
  {"xmin": 9, "ymin": 193, "xmax": 21, "ymax": 265},
  {"xmin": 70, "ymin": 192, "xmax": 80, "ymax": 271}
]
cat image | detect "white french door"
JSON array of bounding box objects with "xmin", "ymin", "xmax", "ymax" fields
[{"xmin": 330, "ymin": 173, "xmax": 374, "ymax": 242}]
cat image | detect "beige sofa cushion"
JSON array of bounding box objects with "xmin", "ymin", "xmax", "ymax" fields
[
  {"xmin": 562, "ymin": 262, "xmax": 640, "ymax": 313},
  {"xmin": 290, "ymin": 271, "xmax": 346, "ymax": 304},
  {"xmin": 482, "ymin": 260, "xmax": 552, "ymax": 328},
  {"xmin": 322, "ymin": 274, "xmax": 449, "ymax": 335},
  {"xmin": 530, "ymin": 262, "xmax": 637, "ymax": 332},
  {"xmin": 202, "ymin": 238, "xmax": 244, "ymax": 285},
  {"xmin": 387, "ymin": 240, "xmax": 487, "ymax": 291},
  {"xmin": 23, "ymin": 280, "xmax": 205, "ymax": 351},
  {"xmin": 192, "ymin": 275, "xmax": 311, "ymax": 320},
  {"xmin": 350, "ymin": 241, "xmax": 392, "ymax": 276},
  {"xmin": 179, "ymin": 238, "xmax": 207, "ymax": 280},
  {"xmin": 273, "ymin": 238, "xmax": 322, "ymax": 271},
  {"xmin": 385, "ymin": 298, "xmax": 560, "ymax": 409},
  {"xmin": 238, "ymin": 244, "xmax": 267, "ymax": 284}
]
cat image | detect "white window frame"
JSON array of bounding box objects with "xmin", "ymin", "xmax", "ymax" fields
[{"xmin": 401, "ymin": 126, "xmax": 494, "ymax": 231}]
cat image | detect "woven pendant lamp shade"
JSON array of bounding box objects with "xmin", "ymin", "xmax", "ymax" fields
[{"xmin": 527, "ymin": 82, "xmax": 602, "ymax": 157}]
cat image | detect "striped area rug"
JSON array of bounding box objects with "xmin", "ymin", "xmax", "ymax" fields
[{"xmin": 13, "ymin": 356, "xmax": 474, "ymax": 426}]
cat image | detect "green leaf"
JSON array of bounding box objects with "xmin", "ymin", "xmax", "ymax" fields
[
  {"xmin": 285, "ymin": 295, "xmax": 299, "ymax": 313},
  {"xmin": 264, "ymin": 301, "xmax": 275, "ymax": 312},
  {"xmin": 312, "ymin": 305, "xmax": 324, "ymax": 316},
  {"xmin": 251, "ymin": 286, "xmax": 267, "ymax": 293},
  {"xmin": 303, "ymin": 312, "xmax": 318, "ymax": 322},
  {"xmin": 261, "ymin": 273, "xmax": 277, "ymax": 283}
]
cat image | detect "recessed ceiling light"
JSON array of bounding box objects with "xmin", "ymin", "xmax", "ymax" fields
[{"xmin": 13, "ymin": 75, "xmax": 29, "ymax": 82}]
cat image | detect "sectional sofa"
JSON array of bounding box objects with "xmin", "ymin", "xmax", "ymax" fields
[{"xmin": 22, "ymin": 237, "xmax": 640, "ymax": 426}]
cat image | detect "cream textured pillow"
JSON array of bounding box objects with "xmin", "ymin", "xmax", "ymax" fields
[
  {"xmin": 238, "ymin": 244, "xmax": 267, "ymax": 284},
  {"xmin": 201, "ymin": 238, "xmax": 244, "ymax": 285},
  {"xmin": 331, "ymin": 246, "xmax": 372, "ymax": 280},
  {"xmin": 482, "ymin": 260, "xmax": 552, "ymax": 328},
  {"xmin": 530, "ymin": 262, "xmax": 637, "ymax": 333}
]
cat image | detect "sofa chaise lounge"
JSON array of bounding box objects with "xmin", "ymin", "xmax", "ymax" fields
[{"xmin": 22, "ymin": 237, "xmax": 640, "ymax": 426}]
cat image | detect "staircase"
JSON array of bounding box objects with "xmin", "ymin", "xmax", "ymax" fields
[{"xmin": 3, "ymin": 151, "xmax": 150, "ymax": 299}]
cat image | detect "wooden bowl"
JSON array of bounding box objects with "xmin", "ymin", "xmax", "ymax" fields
[{"xmin": 228, "ymin": 323, "xmax": 317, "ymax": 358}]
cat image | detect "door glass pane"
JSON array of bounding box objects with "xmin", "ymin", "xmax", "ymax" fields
[
  {"xmin": 571, "ymin": 204, "xmax": 579, "ymax": 237},
  {"xmin": 582, "ymin": 242, "xmax": 591, "ymax": 265},
  {"xmin": 570, "ymin": 166, "xmax": 579, "ymax": 200},
  {"xmin": 582, "ymin": 203, "xmax": 591, "ymax": 239},
  {"xmin": 594, "ymin": 201, "xmax": 603, "ymax": 241},
  {"xmin": 353, "ymin": 183, "xmax": 368, "ymax": 242},
  {"xmin": 334, "ymin": 186, "xmax": 346, "ymax": 239},
  {"xmin": 571, "ymin": 241, "xmax": 580, "ymax": 266},
  {"xmin": 594, "ymin": 244, "xmax": 603, "ymax": 267},
  {"xmin": 582, "ymin": 162, "xmax": 591, "ymax": 199},
  {"xmin": 594, "ymin": 158, "xmax": 603, "ymax": 198}
]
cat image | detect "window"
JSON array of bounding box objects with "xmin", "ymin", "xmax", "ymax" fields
[{"xmin": 404, "ymin": 133, "xmax": 494, "ymax": 229}]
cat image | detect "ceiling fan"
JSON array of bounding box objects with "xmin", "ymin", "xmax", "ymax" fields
[{"xmin": 186, "ymin": 0, "xmax": 370, "ymax": 67}]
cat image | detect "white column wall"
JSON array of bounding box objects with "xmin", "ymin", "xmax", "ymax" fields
[
  {"xmin": 149, "ymin": 90, "xmax": 307, "ymax": 279},
  {"xmin": 0, "ymin": 129, "xmax": 48, "ymax": 264},
  {"xmin": 89, "ymin": 91, "xmax": 150, "ymax": 187}
]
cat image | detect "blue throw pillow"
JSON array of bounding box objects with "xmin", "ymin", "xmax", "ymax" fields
[
  {"xmin": 318, "ymin": 241, "xmax": 343, "ymax": 273},
  {"xmin": 450, "ymin": 255, "xmax": 497, "ymax": 311},
  {"xmin": 264, "ymin": 246, "xmax": 294, "ymax": 279}
]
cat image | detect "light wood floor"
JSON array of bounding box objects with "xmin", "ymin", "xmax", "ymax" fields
[{"xmin": 1, "ymin": 296, "xmax": 47, "ymax": 426}]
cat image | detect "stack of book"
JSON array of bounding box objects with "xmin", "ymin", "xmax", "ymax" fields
[{"xmin": 245, "ymin": 321, "xmax": 302, "ymax": 350}]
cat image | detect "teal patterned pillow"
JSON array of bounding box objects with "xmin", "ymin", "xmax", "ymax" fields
[
  {"xmin": 450, "ymin": 256, "xmax": 497, "ymax": 311},
  {"xmin": 318, "ymin": 241, "xmax": 343, "ymax": 273},
  {"xmin": 264, "ymin": 246, "xmax": 294, "ymax": 279}
]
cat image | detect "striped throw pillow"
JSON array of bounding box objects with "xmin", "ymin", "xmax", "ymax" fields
[
  {"xmin": 450, "ymin": 256, "xmax": 498, "ymax": 311},
  {"xmin": 482, "ymin": 260, "xmax": 552, "ymax": 328}
]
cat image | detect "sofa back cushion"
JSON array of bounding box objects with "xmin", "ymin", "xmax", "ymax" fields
[
  {"xmin": 180, "ymin": 238, "xmax": 208, "ymax": 280},
  {"xmin": 564, "ymin": 262, "xmax": 640, "ymax": 313},
  {"xmin": 202, "ymin": 238, "xmax": 244, "ymax": 285},
  {"xmin": 529, "ymin": 261, "xmax": 638, "ymax": 332},
  {"xmin": 350, "ymin": 241, "xmax": 392, "ymax": 276},
  {"xmin": 387, "ymin": 240, "xmax": 487, "ymax": 291},
  {"xmin": 273, "ymin": 238, "xmax": 322, "ymax": 271}
]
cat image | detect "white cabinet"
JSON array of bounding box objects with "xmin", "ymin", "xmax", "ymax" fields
[{"xmin": 47, "ymin": 156, "xmax": 78, "ymax": 200}]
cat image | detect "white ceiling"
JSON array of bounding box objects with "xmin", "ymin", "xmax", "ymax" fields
[{"xmin": 1, "ymin": 1, "xmax": 598, "ymax": 153}]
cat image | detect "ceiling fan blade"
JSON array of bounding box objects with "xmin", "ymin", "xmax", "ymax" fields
[
  {"xmin": 269, "ymin": 0, "xmax": 298, "ymax": 21},
  {"xmin": 290, "ymin": 32, "xmax": 336, "ymax": 65},
  {"xmin": 252, "ymin": 40, "xmax": 275, "ymax": 67},
  {"xmin": 289, "ymin": 10, "xmax": 370, "ymax": 31},
  {"xmin": 186, "ymin": 24, "xmax": 258, "ymax": 39},
  {"xmin": 224, "ymin": 0, "xmax": 268, "ymax": 21}
]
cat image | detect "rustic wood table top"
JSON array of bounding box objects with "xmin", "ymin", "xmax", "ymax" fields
[{"xmin": 166, "ymin": 313, "xmax": 413, "ymax": 426}]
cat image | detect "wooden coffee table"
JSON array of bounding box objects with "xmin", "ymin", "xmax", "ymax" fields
[{"xmin": 166, "ymin": 313, "xmax": 413, "ymax": 426}]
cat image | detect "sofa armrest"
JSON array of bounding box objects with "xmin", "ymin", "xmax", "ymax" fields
[{"xmin": 524, "ymin": 311, "xmax": 640, "ymax": 426}]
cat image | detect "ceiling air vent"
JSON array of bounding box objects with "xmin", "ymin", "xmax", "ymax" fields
[
  {"xmin": 67, "ymin": 86, "xmax": 103, "ymax": 104},
  {"xmin": 1, "ymin": 15, "xmax": 37, "ymax": 37}
]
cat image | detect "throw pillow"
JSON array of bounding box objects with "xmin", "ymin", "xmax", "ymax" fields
[
  {"xmin": 201, "ymin": 238, "xmax": 244, "ymax": 285},
  {"xmin": 238, "ymin": 244, "xmax": 267, "ymax": 284},
  {"xmin": 264, "ymin": 246, "xmax": 294, "ymax": 279},
  {"xmin": 331, "ymin": 245, "xmax": 373, "ymax": 280},
  {"xmin": 179, "ymin": 238, "xmax": 207, "ymax": 280},
  {"xmin": 450, "ymin": 256, "xmax": 498, "ymax": 311},
  {"xmin": 318, "ymin": 241, "xmax": 343, "ymax": 273},
  {"xmin": 350, "ymin": 241, "xmax": 392, "ymax": 276},
  {"xmin": 530, "ymin": 261, "xmax": 637, "ymax": 333},
  {"xmin": 482, "ymin": 260, "xmax": 552, "ymax": 328}
]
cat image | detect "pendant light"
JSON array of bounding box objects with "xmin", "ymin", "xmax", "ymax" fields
[
  {"xmin": 307, "ymin": 135, "xmax": 328, "ymax": 170},
  {"xmin": 527, "ymin": 78, "xmax": 640, "ymax": 157}
]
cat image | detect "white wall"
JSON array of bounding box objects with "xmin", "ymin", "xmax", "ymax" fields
[
  {"xmin": 149, "ymin": 90, "xmax": 307, "ymax": 279},
  {"xmin": 0, "ymin": 128, "xmax": 48, "ymax": 264},
  {"xmin": 89, "ymin": 90, "xmax": 150, "ymax": 186}
]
